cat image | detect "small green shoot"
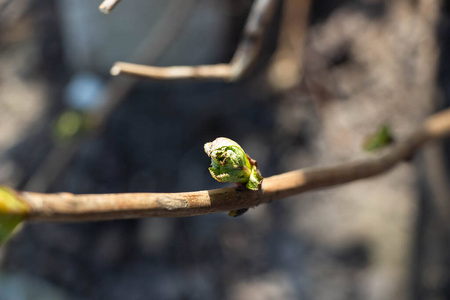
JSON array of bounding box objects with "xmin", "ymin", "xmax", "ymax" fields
[{"xmin": 204, "ymin": 137, "xmax": 263, "ymax": 191}]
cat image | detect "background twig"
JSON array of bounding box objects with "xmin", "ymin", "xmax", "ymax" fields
[
  {"xmin": 266, "ymin": 0, "xmax": 311, "ymax": 90},
  {"xmin": 111, "ymin": 0, "xmax": 280, "ymax": 81}
]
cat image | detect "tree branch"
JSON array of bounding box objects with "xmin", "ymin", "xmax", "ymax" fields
[
  {"xmin": 4, "ymin": 108, "xmax": 449, "ymax": 222},
  {"xmin": 110, "ymin": 0, "xmax": 280, "ymax": 81},
  {"xmin": 99, "ymin": 0, "xmax": 122, "ymax": 15}
]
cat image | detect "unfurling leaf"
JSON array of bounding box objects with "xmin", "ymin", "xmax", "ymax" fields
[{"xmin": 204, "ymin": 137, "xmax": 263, "ymax": 191}]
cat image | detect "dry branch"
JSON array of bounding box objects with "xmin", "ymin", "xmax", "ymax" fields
[
  {"xmin": 110, "ymin": 0, "xmax": 279, "ymax": 81},
  {"xmin": 9, "ymin": 108, "xmax": 450, "ymax": 223},
  {"xmin": 99, "ymin": 0, "xmax": 122, "ymax": 15}
]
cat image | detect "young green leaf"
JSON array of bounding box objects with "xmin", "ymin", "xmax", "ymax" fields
[{"xmin": 204, "ymin": 137, "xmax": 263, "ymax": 191}]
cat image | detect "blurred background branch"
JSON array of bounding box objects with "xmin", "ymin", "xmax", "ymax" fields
[
  {"xmin": 265, "ymin": 0, "xmax": 311, "ymax": 91},
  {"xmin": 110, "ymin": 0, "xmax": 280, "ymax": 81}
]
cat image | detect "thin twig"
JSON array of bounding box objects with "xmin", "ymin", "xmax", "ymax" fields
[
  {"xmin": 99, "ymin": 0, "xmax": 122, "ymax": 15},
  {"xmin": 11, "ymin": 108, "xmax": 450, "ymax": 222},
  {"xmin": 266, "ymin": 0, "xmax": 311, "ymax": 90},
  {"xmin": 110, "ymin": 0, "xmax": 279, "ymax": 81}
]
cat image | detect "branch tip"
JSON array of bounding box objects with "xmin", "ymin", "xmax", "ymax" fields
[
  {"xmin": 110, "ymin": 64, "xmax": 122, "ymax": 76},
  {"xmin": 99, "ymin": 0, "xmax": 122, "ymax": 15}
]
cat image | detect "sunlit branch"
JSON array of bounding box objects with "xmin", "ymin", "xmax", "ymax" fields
[{"xmin": 7, "ymin": 108, "xmax": 450, "ymax": 222}]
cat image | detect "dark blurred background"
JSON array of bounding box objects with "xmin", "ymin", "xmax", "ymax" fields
[{"xmin": 0, "ymin": 0, "xmax": 449, "ymax": 299}]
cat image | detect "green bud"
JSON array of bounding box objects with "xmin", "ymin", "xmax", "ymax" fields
[{"xmin": 204, "ymin": 137, "xmax": 263, "ymax": 191}]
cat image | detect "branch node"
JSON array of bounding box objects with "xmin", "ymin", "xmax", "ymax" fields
[{"xmin": 110, "ymin": 64, "xmax": 122, "ymax": 76}]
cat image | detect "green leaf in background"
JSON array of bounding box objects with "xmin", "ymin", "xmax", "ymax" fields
[
  {"xmin": 363, "ymin": 125, "xmax": 394, "ymax": 152},
  {"xmin": 0, "ymin": 187, "xmax": 29, "ymax": 246},
  {"xmin": 53, "ymin": 110, "xmax": 90, "ymax": 143}
]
